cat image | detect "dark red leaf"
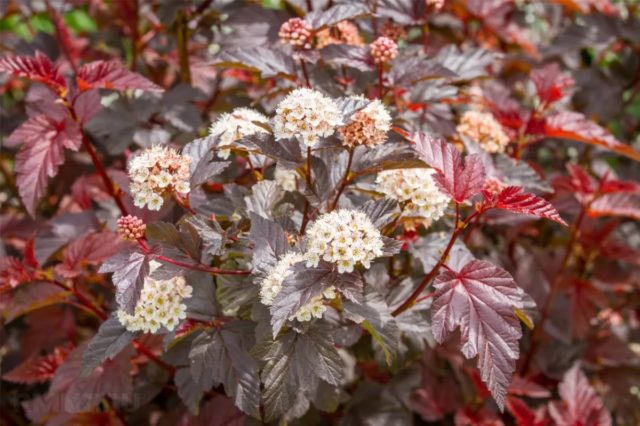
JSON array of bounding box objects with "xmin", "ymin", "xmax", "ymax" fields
[
  {"xmin": 530, "ymin": 63, "xmax": 574, "ymax": 106},
  {"xmin": 543, "ymin": 111, "xmax": 640, "ymax": 162},
  {"xmin": 506, "ymin": 396, "xmax": 549, "ymax": 426},
  {"xmin": 548, "ymin": 364, "xmax": 612, "ymax": 426},
  {"xmin": 588, "ymin": 193, "xmax": 640, "ymax": 221},
  {"xmin": 3, "ymin": 345, "xmax": 71, "ymax": 384},
  {"xmin": 0, "ymin": 257, "xmax": 34, "ymax": 293},
  {"xmin": 76, "ymin": 60, "xmax": 162, "ymax": 92},
  {"xmin": 569, "ymin": 279, "xmax": 608, "ymax": 339},
  {"xmin": 412, "ymin": 132, "xmax": 486, "ymax": 202},
  {"xmin": 55, "ymin": 231, "xmax": 124, "ymax": 278},
  {"xmin": 0, "ymin": 51, "xmax": 66, "ymax": 91},
  {"xmin": 6, "ymin": 115, "xmax": 82, "ymax": 217},
  {"xmin": 431, "ymin": 259, "xmax": 524, "ymax": 410},
  {"xmin": 492, "ymin": 186, "xmax": 567, "ymax": 225},
  {"xmin": 72, "ymin": 89, "xmax": 102, "ymax": 124}
]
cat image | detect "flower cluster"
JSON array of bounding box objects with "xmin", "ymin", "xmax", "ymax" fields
[
  {"xmin": 128, "ymin": 146, "xmax": 191, "ymax": 210},
  {"xmin": 456, "ymin": 110, "xmax": 510, "ymax": 153},
  {"xmin": 274, "ymin": 167, "xmax": 298, "ymax": 191},
  {"xmin": 259, "ymin": 252, "xmax": 336, "ymax": 322},
  {"xmin": 273, "ymin": 88, "xmax": 343, "ymax": 147},
  {"xmin": 117, "ymin": 272, "xmax": 192, "ymax": 333},
  {"xmin": 339, "ymin": 98, "xmax": 391, "ymax": 147},
  {"xmin": 116, "ymin": 215, "xmax": 146, "ymax": 240},
  {"xmin": 370, "ymin": 36, "xmax": 398, "ymax": 64},
  {"xmin": 316, "ymin": 21, "xmax": 363, "ymax": 49},
  {"xmin": 209, "ymin": 108, "xmax": 270, "ymax": 159},
  {"xmin": 279, "ymin": 18, "xmax": 313, "ymax": 49},
  {"xmin": 305, "ymin": 210, "xmax": 384, "ymax": 273},
  {"xmin": 376, "ymin": 169, "xmax": 450, "ymax": 226}
]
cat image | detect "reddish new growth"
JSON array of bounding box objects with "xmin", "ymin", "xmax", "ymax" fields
[
  {"xmin": 279, "ymin": 18, "xmax": 313, "ymax": 50},
  {"xmin": 117, "ymin": 215, "xmax": 146, "ymax": 240},
  {"xmin": 370, "ymin": 36, "xmax": 398, "ymax": 64}
]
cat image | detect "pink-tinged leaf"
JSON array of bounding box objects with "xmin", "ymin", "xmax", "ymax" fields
[
  {"xmin": 543, "ymin": 111, "xmax": 640, "ymax": 162},
  {"xmin": 3, "ymin": 345, "xmax": 71, "ymax": 384},
  {"xmin": 548, "ymin": 364, "xmax": 612, "ymax": 426},
  {"xmin": 6, "ymin": 115, "xmax": 82, "ymax": 217},
  {"xmin": 72, "ymin": 89, "xmax": 102, "ymax": 124},
  {"xmin": 492, "ymin": 186, "xmax": 567, "ymax": 226},
  {"xmin": 431, "ymin": 259, "xmax": 524, "ymax": 410},
  {"xmin": 569, "ymin": 279, "xmax": 607, "ymax": 339},
  {"xmin": 55, "ymin": 231, "xmax": 124, "ymax": 278},
  {"xmin": 506, "ymin": 396, "xmax": 549, "ymax": 426},
  {"xmin": 412, "ymin": 133, "xmax": 486, "ymax": 202},
  {"xmin": 530, "ymin": 63, "xmax": 574, "ymax": 106},
  {"xmin": 588, "ymin": 193, "xmax": 640, "ymax": 221},
  {"xmin": 0, "ymin": 257, "xmax": 34, "ymax": 293},
  {"xmin": 508, "ymin": 376, "xmax": 551, "ymax": 398},
  {"xmin": 76, "ymin": 60, "xmax": 163, "ymax": 92},
  {"xmin": 0, "ymin": 51, "xmax": 66, "ymax": 90}
]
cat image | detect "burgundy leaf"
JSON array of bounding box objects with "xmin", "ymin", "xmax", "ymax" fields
[
  {"xmin": 76, "ymin": 60, "xmax": 162, "ymax": 92},
  {"xmin": 0, "ymin": 257, "xmax": 34, "ymax": 293},
  {"xmin": 431, "ymin": 259, "xmax": 524, "ymax": 410},
  {"xmin": 72, "ymin": 89, "xmax": 102, "ymax": 124},
  {"xmin": 569, "ymin": 279, "xmax": 607, "ymax": 339},
  {"xmin": 492, "ymin": 186, "xmax": 567, "ymax": 226},
  {"xmin": 530, "ymin": 63, "xmax": 574, "ymax": 106},
  {"xmin": 412, "ymin": 133, "xmax": 486, "ymax": 202},
  {"xmin": 3, "ymin": 346, "xmax": 71, "ymax": 384},
  {"xmin": 6, "ymin": 115, "xmax": 82, "ymax": 217},
  {"xmin": 0, "ymin": 51, "xmax": 66, "ymax": 90},
  {"xmin": 508, "ymin": 376, "xmax": 551, "ymax": 398},
  {"xmin": 506, "ymin": 396, "xmax": 549, "ymax": 426},
  {"xmin": 588, "ymin": 193, "xmax": 640, "ymax": 221},
  {"xmin": 55, "ymin": 231, "xmax": 124, "ymax": 278},
  {"xmin": 543, "ymin": 111, "xmax": 640, "ymax": 162},
  {"xmin": 548, "ymin": 364, "xmax": 612, "ymax": 426}
]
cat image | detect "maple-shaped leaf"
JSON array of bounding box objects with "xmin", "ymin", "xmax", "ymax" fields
[
  {"xmin": 530, "ymin": 63, "xmax": 574, "ymax": 106},
  {"xmin": 489, "ymin": 186, "xmax": 567, "ymax": 226},
  {"xmin": 6, "ymin": 115, "xmax": 82, "ymax": 217},
  {"xmin": 0, "ymin": 51, "xmax": 66, "ymax": 91},
  {"xmin": 99, "ymin": 246, "xmax": 155, "ymax": 314},
  {"xmin": 543, "ymin": 111, "xmax": 640, "ymax": 162},
  {"xmin": 3, "ymin": 346, "xmax": 71, "ymax": 384},
  {"xmin": 431, "ymin": 259, "xmax": 524, "ymax": 410},
  {"xmin": 76, "ymin": 60, "xmax": 163, "ymax": 92},
  {"xmin": 55, "ymin": 230, "xmax": 124, "ymax": 278},
  {"xmin": 412, "ymin": 133, "xmax": 486, "ymax": 203},
  {"xmin": 548, "ymin": 364, "xmax": 612, "ymax": 426}
]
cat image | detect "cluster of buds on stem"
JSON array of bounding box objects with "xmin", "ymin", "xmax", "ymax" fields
[
  {"xmin": 279, "ymin": 18, "xmax": 313, "ymax": 50},
  {"xmin": 117, "ymin": 215, "xmax": 146, "ymax": 240},
  {"xmin": 370, "ymin": 36, "xmax": 398, "ymax": 64}
]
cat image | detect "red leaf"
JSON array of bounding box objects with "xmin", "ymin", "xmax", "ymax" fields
[
  {"xmin": 506, "ymin": 396, "xmax": 549, "ymax": 426},
  {"xmin": 508, "ymin": 376, "xmax": 551, "ymax": 398},
  {"xmin": 569, "ymin": 279, "xmax": 607, "ymax": 339},
  {"xmin": 55, "ymin": 231, "xmax": 124, "ymax": 278},
  {"xmin": 3, "ymin": 345, "xmax": 71, "ymax": 384},
  {"xmin": 492, "ymin": 186, "xmax": 567, "ymax": 226},
  {"xmin": 6, "ymin": 114, "xmax": 82, "ymax": 217},
  {"xmin": 431, "ymin": 259, "xmax": 524, "ymax": 410},
  {"xmin": 76, "ymin": 60, "xmax": 162, "ymax": 92},
  {"xmin": 543, "ymin": 111, "xmax": 640, "ymax": 162},
  {"xmin": 588, "ymin": 193, "xmax": 640, "ymax": 221},
  {"xmin": 412, "ymin": 133, "xmax": 486, "ymax": 203},
  {"xmin": 0, "ymin": 257, "xmax": 34, "ymax": 293},
  {"xmin": 0, "ymin": 51, "xmax": 66, "ymax": 91},
  {"xmin": 548, "ymin": 364, "xmax": 612, "ymax": 426},
  {"xmin": 530, "ymin": 63, "xmax": 574, "ymax": 106}
]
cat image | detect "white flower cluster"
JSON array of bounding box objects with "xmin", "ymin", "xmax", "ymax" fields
[
  {"xmin": 259, "ymin": 252, "xmax": 336, "ymax": 322},
  {"xmin": 117, "ymin": 272, "xmax": 192, "ymax": 333},
  {"xmin": 209, "ymin": 108, "xmax": 270, "ymax": 159},
  {"xmin": 339, "ymin": 97, "xmax": 392, "ymax": 147},
  {"xmin": 457, "ymin": 110, "xmax": 510, "ymax": 154},
  {"xmin": 128, "ymin": 146, "xmax": 191, "ymax": 210},
  {"xmin": 273, "ymin": 88, "xmax": 343, "ymax": 147},
  {"xmin": 376, "ymin": 168, "xmax": 449, "ymax": 226},
  {"xmin": 274, "ymin": 167, "xmax": 298, "ymax": 191},
  {"xmin": 305, "ymin": 210, "xmax": 384, "ymax": 273}
]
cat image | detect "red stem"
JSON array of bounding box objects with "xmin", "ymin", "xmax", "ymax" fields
[
  {"xmin": 300, "ymin": 59, "xmax": 311, "ymax": 88},
  {"xmin": 329, "ymin": 148, "xmax": 354, "ymax": 211}
]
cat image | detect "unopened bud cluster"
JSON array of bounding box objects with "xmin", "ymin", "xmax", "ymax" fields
[
  {"xmin": 128, "ymin": 146, "xmax": 191, "ymax": 210},
  {"xmin": 305, "ymin": 209, "xmax": 384, "ymax": 273},
  {"xmin": 209, "ymin": 107, "xmax": 270, "ymax": 159},
  {"xmin": 457, "ymin": 110, "xmax": 510, "ymax": 154},
  {"xmin": 376, "ymin": 169, "xmax": 449, "ymax": 226},
  {"xmin": 370, "ymin": 36, "xmax": 398, "ymax": 64},
  {"xmin": 279, "ymin": 18, "xmax": 313, "ymax": 50},
  {"xmin": 339, "ymin": 98, "xmax": 391, "ymax": 148},
  {"xmin": 117, "ymin": 215, "xmax": 146, "ymax": 240},
  {"xmin": 117, "ymin": 273, "xmax": 192, "ymax": 333},
  {"xmin": 259, "ymin": 252, "xmax": 336, "ymax": 322},
  {"xmin": 273, "ymin": 88, "xmax": 343, "ymax": 147}
]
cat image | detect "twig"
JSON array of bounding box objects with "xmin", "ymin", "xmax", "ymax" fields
[{"xmin": 328, "ymin": 148, "xmax": 354, "ymax": 211}]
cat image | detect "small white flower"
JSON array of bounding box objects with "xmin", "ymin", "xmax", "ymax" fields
[
  {"xmin": 274, "ymin": 167, "xmax": 298, "ymax": 191},
  {"xmin": 210, "ymin": 108, "xmax": 270, "ymax": 159},
  {"xmin": 457, "ymin": 110, "xmax": 510, "ymax": 154},
  {"xmin": 273, "ymin": 88, "xmax": 342, "ymax": 147}
]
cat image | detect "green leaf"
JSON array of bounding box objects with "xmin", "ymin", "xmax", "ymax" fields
[{"xmin": 64, "ymin": 9, "xmax": 97, "ymax": 33}]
